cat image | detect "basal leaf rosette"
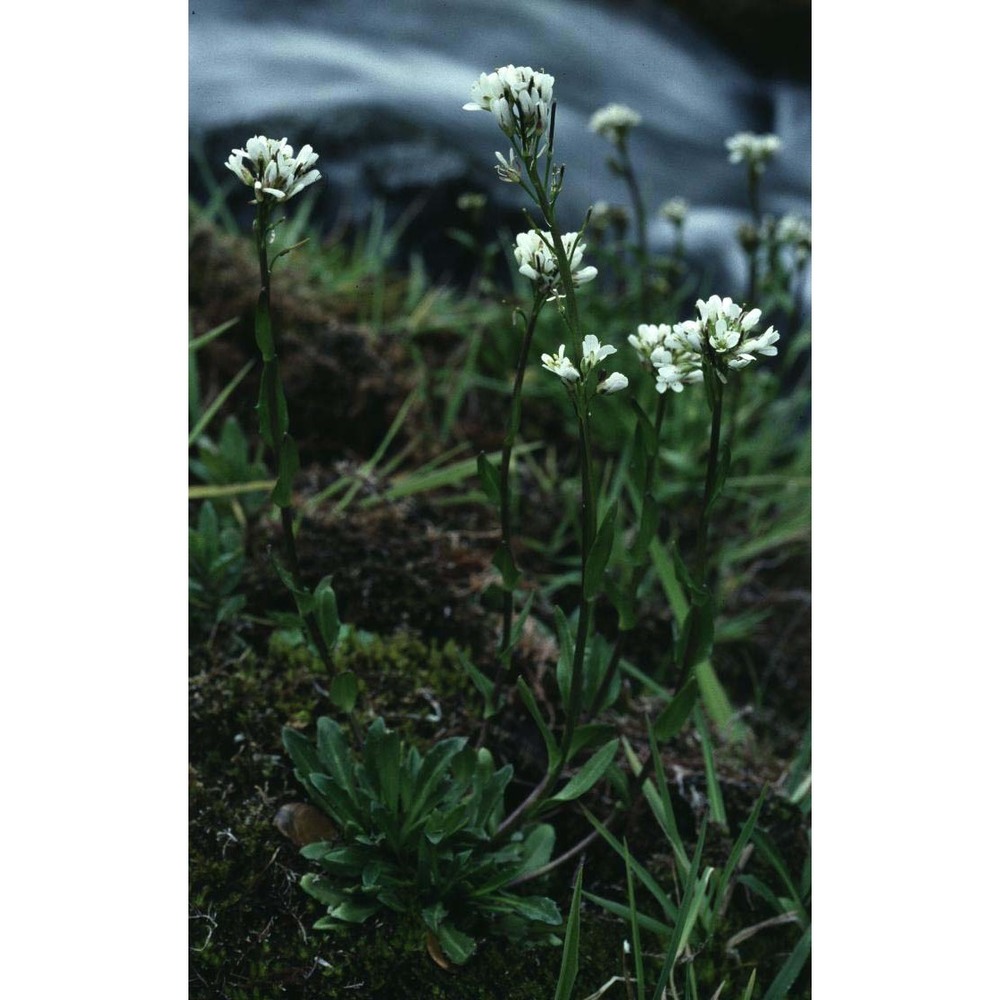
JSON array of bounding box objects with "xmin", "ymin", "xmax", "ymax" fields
[{"xmin": 282, "ymin": 717, "xmax": 561, "ymax": 965}]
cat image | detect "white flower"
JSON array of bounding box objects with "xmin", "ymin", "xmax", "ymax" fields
[
  {"xmin": 776, "ymin": 214, "xmax": 811, "ymax": 246},
  {"xmin": 649, "ymin": 328, "xmax": 703, "ymax": 394},
  {"xmin": 580, "ymin": 334, "xmax": 617, "ymax": 373},
  {"xmin": 225, "ymin": 135, "xmax": 321, "ymax": 204},
  {"xmin": 692, "ymin": 294, "xmax": 781, "ymax": 380},
  {"xmin": 541, "ymin": 344, "xmax": 581, "ymax": 383},
  {"xmin": 514, "ymin": 230, "xmax": 598, "ymax": 296},
  {"xmin": 623, "ymin": 940, "xmax": 632, "ymax": 956},
  {"xmin": 464, "ymin": 65, "xmax": 555, "ymax": 142},
  {"xmin": 629, "ymin": 323, "xmax": 669, "ymax": 363},
  {"xmin": 725, "ymin": 132, "xmax": 782, "ymax": 173},
  {"xmin": 588, "ymin": 103, "xmax": 642, "ymax": 143},
  {"xmin": 597, "ymin": 371, "xmax": 629, "ymax": 394},
  {"xmin": 494, "ymin": 148, "xmax": 522, "ymax": 184},
  {"xmin": 659, "ymin": 198, "xmax": 688, "ymax": 225}
]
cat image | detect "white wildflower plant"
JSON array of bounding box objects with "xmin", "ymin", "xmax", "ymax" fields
[
  {"xmin": 589, "ymin": 103, "xmax": 642, "ymax": 144},
  {"xmin": 514, "ymin": 230, "xmax": 598, "ymax": 298},
  {"xmin": 225, "ymin": 135, "xmax": 321, "ymax": 204},
  {"xmin": 725, "ymin": 131, "xmax": 782, "ymax": 174}
]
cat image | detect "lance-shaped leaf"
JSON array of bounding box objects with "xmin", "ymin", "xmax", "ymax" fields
[
  {"xmin": 553, "ymin": 864, "xmax": 584, "ymax": 1000},
  {"xmin": 583, "ymin": 502, "xmax": 618, "ymax": 601},
  {"xmin": 516, "ymin": 677, "xmax": 559, "ymax": 777},
  {"xmin": 477, "ymin": 451, "xmax": 502, "ymax": 506},
  {"xmin": 551, "ymin": 738, "xmax": 619, "ymax": 803},
  {"xmin": 272, "ymin": 434, "xmax": 300, "ymax": 508},
  {"xmin": 653, "ymin": 677, "xmax": 699, "ymax": 741}
]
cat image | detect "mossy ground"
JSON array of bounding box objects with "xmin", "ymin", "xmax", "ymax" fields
[{"xmin": 190, "ymin": 213, "xmax": 810, "ymax": 998}]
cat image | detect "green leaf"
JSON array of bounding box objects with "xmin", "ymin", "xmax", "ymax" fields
[
  {"xmin": 299, "ymin": 873, "xmax": 346, "ymax": 907},
  {"xmin": 583, "ymin": 502, "xmax": 618, "ymax": 601},
  {"xmin": 491, "ymin": 543, "xmax": 521, "ymax": 589},
  {"xmin": 329, "ymin": 900, "xmax": 380, "ymax": 924},
  {"xmin": 516, "ymin": 678, "xmax": 559, "ymax": 777},
  {"xmin": 362, "ymin": 718, "xmax": 402, "ymax": 815},
  {"xmin": 624, "ymin": 838, "xmax": 645, "ymax": 999},
  {"xmin": 406, "ymin": 736, "xmax": 468, "ymax": 827},
  {"xmin": 505, "ymin": 895, "xmax": 561, "ymax": 925},
  {"xmin": 568, "ymin": 723, "xmax": 616, "ymax": 760},
  {"xmin": 516, "ymin": 823, "xmax": 556, "ymax": 876},
  {"xmin": 499, "ymin": 592, "xmax": 535, "ymax": 659},
  {"xmin": 455, "ymin": 649, "xmax": 497, "ymax": 719},
  {"xmin": 653, "ymin": 678, "xmax": 698, "ymax": 741},
  {"xmin": 554, "ymin": 607, "xmax": 575, "ymax": 707},
  {"xmin": 553, "ymin": 865, "xmax": 584, "ymax": 1000},
  {"xmin": 713, "ymin": 786, "xmax": 767, "ymax": 924},
  {"xmin": 315, "ymin": 578, "xmax": 341, "ymax": 652},
  {"xmin": 632, "ymin": 492, "xmax": 659, "ymax": 560},
  {"xmin": 255, "ymin": 290, "xmax": 275, "ymax": 360},
  {"xmin": 741, "ymin": 969, "xmax": 758, "ymax": 1000},
  {"xmin": 271, "ymin": 434, "xmax": 300, "ymax": 508},
  {"xmin": 551, "ymin": 739, "xmax": 619, "ymax": 803},
  {"xmin": 330, "ymin": 672, "xmax": 358, "ymax": 713},
  {"xmin": 477, "ymin": 451, "xmax": 502, "ymax": 506},
  {"xmin": 315, "ymin": 717, "xmax": 355, "ymax": 795},
  {"xmin": 309, "ymin": 773, "xmax": 366, "ymax": 830},
  {"xmin": 760, "ymin": 925, "xmax": 811, "ymax": 1000},
  {"xmin": 437, "ymin": 922, "xmax": 477, "ymax": 965},
  {"xmin": 257, "ymin": 361, "xmax": 288, "ymax": 449},
  {"xmin": 693, "ymin": 705, "xmax": 727, "ymax": 828},
  {"xmin": 708, "ymin": 442, "xmax": 732, "ymax": 510},
  {"xmin": 282, "ymin": 726, "xmax": 321, "ymax": 786}
]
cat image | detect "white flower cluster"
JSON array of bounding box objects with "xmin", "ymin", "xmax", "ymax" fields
[
  {"xmin": 463, "ymin": 65, "xmax": 555, "ymax": 141},
  {"xmin": 588, "ymin": 103, "xmax": 642, "ymax": 143},
  {"xmin": 659, "ymin": 198, "xmax": 688, "ymax": 225},
  {"xmin": 725, "ymin": 132, "xmax": 782, "ymax": 173},
  {"xmin": 695, "ymin": 294, "xmax": 780, "ymax": 380},
  {"xmin": 629, "ymin": 323, "xmax": 704, "ymax": 394},
  {"xmin": 542, "ymin": 335, "xmax": 629, "ymax": 394},
  {"xmin": 631, "ymin": 296, "xmax": 779, "ymax": 391},
  {"xmin": 776, "ymin": 213, "xmax": 811, "ymax": 247},
  {"xmin": 514, "ymin": 230, "xmax": 598, "ymax": 297},
  {"xmin": 225, "ymin": 135, "xmax": 321, "ymax": 204}
]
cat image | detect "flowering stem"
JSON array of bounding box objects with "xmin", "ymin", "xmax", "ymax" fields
[
  {"xmin": 591, "ymin": 390, "xmax": 668, "ymax": 714},
  {"xmin": 695, "ymin": 379, "xmax": 725, "ymax": 583},
  {"xmin": 253, "ymin": 202, "xmax": 362, "ymax": 747},
  {"xmin": 561, "ymin": 397, "xmax": 598, "ymax": 760},
  {"xmin": 676, "ymin": 377, "xmax": 726, "ymax": 689},
  {"xmin": 525, "ymin": 161, "xmax": 582, "ymax": 357},
  {"xmin": 617, "ymin": 139, "xmax": 650, "ymax": 317},
  {"xmin": 498, "ymin": 293, "xmax": 546, "ymax": 682}
]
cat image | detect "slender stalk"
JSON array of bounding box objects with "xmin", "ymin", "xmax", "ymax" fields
[
  {"xmin": 498, "ymin": 293, "xmax": 546, "ymax": 680},
  {"xmin": 590, "ymin": 390, "xmax": 667, "ymax": 714},
  {"xmin": 493, "ymin": 390, "xmax": 598, "ymax": 840},
  {"xmin": 253, "ymin": 203, "xmax": 363, "ymax": 747},
  {"xmin": 694, "ymin": 379, "xmax": 726, "ymax": 583},
  {"xmin": 560, "ymin": 400, "xmax": 597, "ymax": 760},
  {"xmin": 618, "ymin": 140, "xmax": 650, "ymax": 317}
]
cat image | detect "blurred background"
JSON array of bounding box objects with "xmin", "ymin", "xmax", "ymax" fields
[{"xmin": 189, "ymin": 0, "xmax": 810, "ymax": 295}]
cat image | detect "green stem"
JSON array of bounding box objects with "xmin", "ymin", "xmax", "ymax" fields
[
  {"xmin": 560, "ymin": 395, "xmax": 597, "ymax": 761},
  {"xmin": 253, "ymin": 203, "xmax": 362, "ymax": 747},
  {"xmin": 591, "ymin": 390, "xmax": 667, "ymax": 713},
  {"xmin": 618, "ymin": 140, "xmax": 650, "ymax": 317},
  {"xmin": 695, "ymin": 379, "xmax": 726, "ymax": 585},
  {"xmin": 498, "ymin": 294, "xmax": 546, "ymax": 681}
]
